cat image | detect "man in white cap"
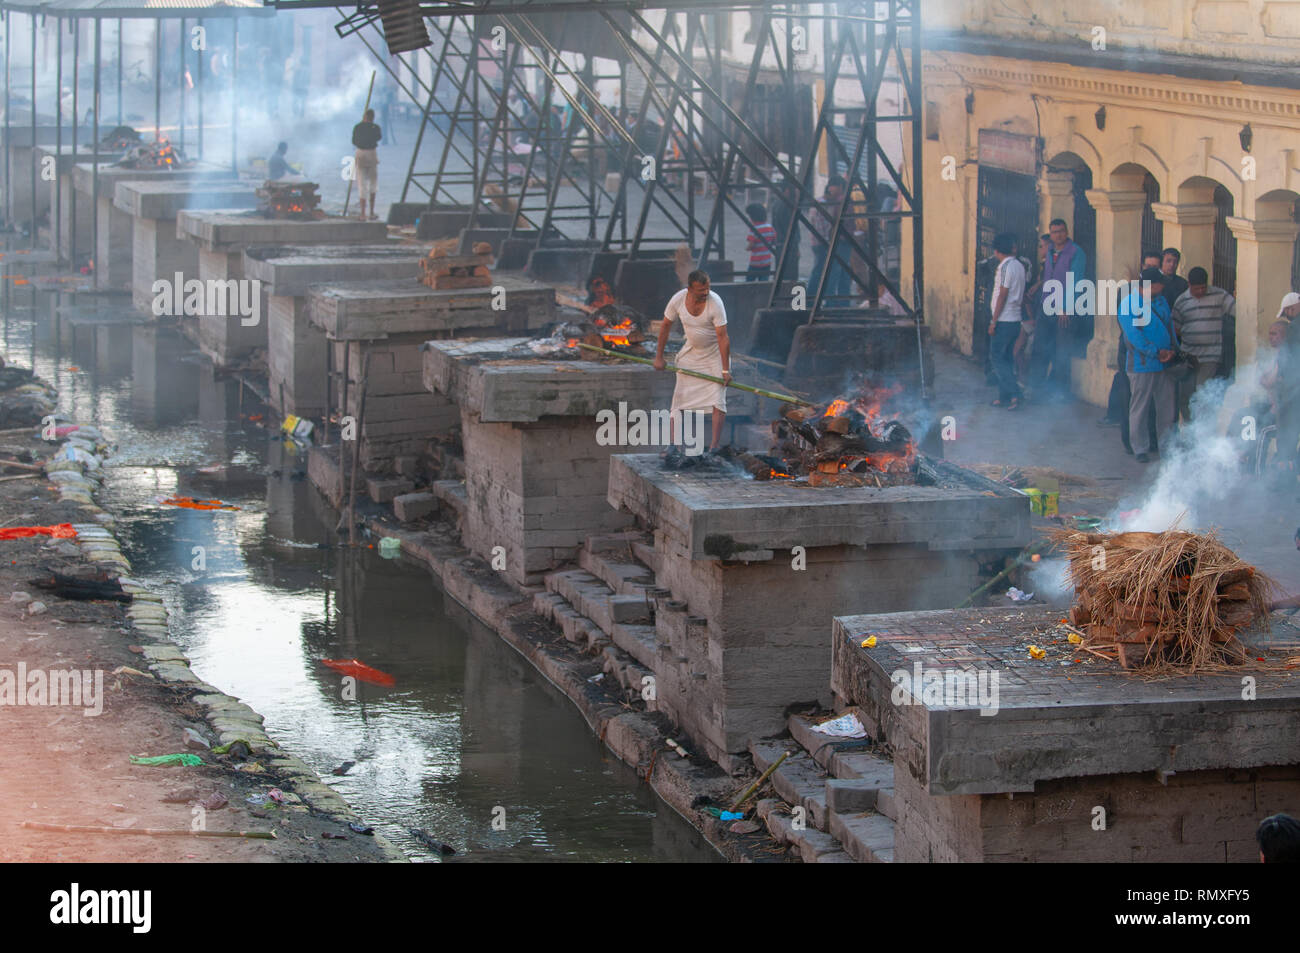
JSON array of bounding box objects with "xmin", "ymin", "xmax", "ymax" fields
[{"xmin": 1278, "ymin": 292, "xmax": 1300, "ymax": 322}]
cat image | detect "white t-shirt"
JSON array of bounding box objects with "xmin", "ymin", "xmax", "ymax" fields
[
  {"xmin": 663, "ymin": 288, "xmax": 727, "ymax": 363},
  {"xmin": 994, "ymin": 256, "xmax": 1026, "ymax": 322}
]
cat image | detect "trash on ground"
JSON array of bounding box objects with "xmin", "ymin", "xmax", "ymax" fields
[
  {"xmin": 810, "ymin": 712, "xmax": 867, "ymax": 738},
  {"xmin": 28, "ymin": 569, "xmax": 132, "ymax": 602},
  {"xmin": 0, "ymin": 523, "xmax": 77, "ymax": 540},
  {"xmin": 129, "ymin": 753, "xmax": 203, "ymax": 767},
  {"xmin": 1006, "ymin": 586, "xmax": 1035, "ymax": 602},
  {"xmin": 349, "ymin": 822, "xmax": 375, "ymax": 835}
]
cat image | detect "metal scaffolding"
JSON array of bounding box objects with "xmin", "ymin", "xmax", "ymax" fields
[{"xmin": 278, "ymin": 0, "xmax": 922, "ymax": 325}]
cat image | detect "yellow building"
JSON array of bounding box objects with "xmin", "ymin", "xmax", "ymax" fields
[{"xmin": 914, "ymin": 1, "xmax": 1300, "ymax": 405}]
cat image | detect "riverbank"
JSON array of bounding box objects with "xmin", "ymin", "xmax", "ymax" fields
[{"xmin": 0, "ymin": 378, "xmax": 404, "ymax": 863}]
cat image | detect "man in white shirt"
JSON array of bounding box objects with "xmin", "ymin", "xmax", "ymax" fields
[
  {"xmin": 653, "ymin": 270, "xmax": 732, "ymax": 454},
  {"xmin": 988, "ymin": 232, "xmax": 1026, "ymax": 409}
]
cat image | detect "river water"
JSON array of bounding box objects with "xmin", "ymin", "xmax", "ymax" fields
[{"xmin": 2, "ymin": 285, "xmax": 718, "ymax": 863}]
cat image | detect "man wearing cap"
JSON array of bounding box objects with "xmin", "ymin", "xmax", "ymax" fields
[
  {"xmin": 1119, "ymin": 268, "xmax": 1177, "ymax": 463},
  {"xmin": 1278, "ymin": 291, "xmax": 1300, "ymax": 323},
  {"xmin": 1171, "ymin": 266, "xmax": 1234, "ymax": 421}
]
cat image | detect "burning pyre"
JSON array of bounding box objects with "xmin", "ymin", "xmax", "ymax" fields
[
  {"xmin": 525, "ymin": 306, "xmax": 647, "ymax": 357},
  {"xmin": 256, "ymin": 181, "xmax": 324, "ymax": 220},
  {"xmin": 732, "ymin": 384, "xmax": 933, "ymax": 487},
  {"xmin": 114, "ymin": 138, "xmax": 184, "ymax": 169},
  {"xmin": 98, "ymin": 125, "xmax": 143, "ymax": 152}
]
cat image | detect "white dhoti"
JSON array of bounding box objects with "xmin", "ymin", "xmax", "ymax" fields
[{"xmin": 670, "ymin": 344, "xmax": 727, "ymax": 414}]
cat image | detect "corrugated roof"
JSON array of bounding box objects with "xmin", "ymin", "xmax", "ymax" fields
[{"xmin": 0, "ymin": 0, "xmax": 274, "ymax": 18}]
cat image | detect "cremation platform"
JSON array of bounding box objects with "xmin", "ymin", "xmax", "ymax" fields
[
  {"xmin": 605, "ymin": 453, "xmax": 1030, "ymax": 768},
  {"xmin": 830, "ymin": 605, "xmax": 1300, "ymax": 862},
  {"xmin": 34, "ymin": 145, "xmax": 119, "ymax": 262},
  {"xmin": 423, "ymin": 338, "xmax": 684, "ymax": 585},
  {"xmin": 242, "ymin": 243, "xmax": 426, "ymax": 417},
  {"xmin": 308, "ymin": 277, "xmax": 555, "ymax": 474},
  {"xmin": 71, "ymin": 162, "xmax": 237, "ymax": 290},
  {"xmin": 113, "ymin": 180, "xmax": 260, "ymax": 313},
  {"xmin": 176, "ymin": 210, "xmax": 388, "ymax": 365}
]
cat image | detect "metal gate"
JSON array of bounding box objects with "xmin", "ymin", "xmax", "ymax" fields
[
  {"xmin": 1213, "ymin": 184, "xmax": 1237, "ymax": 294},
  {"xmin": 1141, "ymin": 172, "xmax": 1163, "ymax": 256}
]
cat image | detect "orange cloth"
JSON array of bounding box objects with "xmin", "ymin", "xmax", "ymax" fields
[{"xmin": 0, "ymin": 523, "xmax": 77, "ymax": 540}]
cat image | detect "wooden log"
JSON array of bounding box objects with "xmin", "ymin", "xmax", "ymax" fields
[
  {"xmin": 825, "ymin": 416, "xmax": 852, "ymax": 434},
  {"xmin": 1217, "ymin": 581, "xmax": 1251, "ymax": 601},
  {"xmin": 1068, "ymin": 605, "xmax": 1091, "ymax": 626}
]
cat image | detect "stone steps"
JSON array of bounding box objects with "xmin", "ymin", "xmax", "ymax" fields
[{"xmin": 578, "ymin": 541, "xmax": 656, "ymax": 597}]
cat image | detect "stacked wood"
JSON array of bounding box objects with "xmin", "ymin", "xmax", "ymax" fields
[
  {"xmin": 770, "ymin": 397, "xmax": 917, "ymax": 482},
  {"xmin": 420, "ymin": 240, "xmax": 494, "ymax": 289},
  {"xmin": 256, "ymin": 181, "xmax": 324, "ymax": 219},
  {"xmin": 1053, "ymin": 528, "xmax": 1276, "ymax": 670}
]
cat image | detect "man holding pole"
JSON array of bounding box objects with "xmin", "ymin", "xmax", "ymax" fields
[
  {"xmin": 654, "ymin": 270, "xmax": 731, "ymax": 454},
  {"xmin": 351, "ymin": 107, "xmax": 382, "ymax": 221}
]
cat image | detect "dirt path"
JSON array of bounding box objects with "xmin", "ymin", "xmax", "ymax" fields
[{"xmin": 0, "ymin": 402, "xmax": 401, "ymax": 863}]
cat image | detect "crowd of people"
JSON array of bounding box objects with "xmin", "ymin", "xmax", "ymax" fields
[{"xmin": 986, "ymin": 224, "xmax": 1300, "ymax": 469}]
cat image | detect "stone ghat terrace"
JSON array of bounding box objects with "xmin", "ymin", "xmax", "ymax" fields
[
  {"xmin": 608, "ymin": 452, "xmax": 1029, "ymax": 560},
  {"xmin": 829, "ymin": 605, "xmax": 1300, "ymax": 861},
  {"xmin": 177, "ymin": 209, "xmax": 389, "ymax": 250}
]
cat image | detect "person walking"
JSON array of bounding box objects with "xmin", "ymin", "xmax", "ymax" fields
[
  {"xmin": 653, "ymin": 270, "xmax": 731, "ymax": 454},
  {"xmin": 1119, "ymin": 268, "xmax": 1177, "ymax": 463},
  {"xmin": 351, "ymin": 109, "xmax": 383, "ymax": 222},
  {"xmin": 1171, "ymin": 266, "xmax": 1234, "ymax": 421},
  {"xmin": 987, "ymin": 232, "xmax": 1026, "ymax": 410}
]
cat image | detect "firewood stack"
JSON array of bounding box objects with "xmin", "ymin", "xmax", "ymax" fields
[
  {"xmin": 420, "ymin": 240, "xmax": 494, "ymax": 289},
  {"xmin": 1054, "ymin": 528, "xmax": 1274, "ymax": 670},
  {"xmin": 771, "ymin": 398, "xmax": 920, "ymax": 487}
]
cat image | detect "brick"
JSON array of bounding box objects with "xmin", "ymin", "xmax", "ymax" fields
[
  {"xmin": 367, "ymin": 477, "xmax": 414, "ymax": 503},
  {"xmin": 393, "ymin": 492, "xmax": 437, "ymax": 522}
]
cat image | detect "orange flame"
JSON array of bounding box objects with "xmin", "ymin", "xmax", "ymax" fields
[{"xmin": 823, "ymin": 398, "xmax": 851, "ymax": 418}]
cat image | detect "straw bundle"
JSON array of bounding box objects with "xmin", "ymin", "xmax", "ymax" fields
[{"xmin": 1052, "ymin": 528, "xmax": 1276, "ymax": 671}]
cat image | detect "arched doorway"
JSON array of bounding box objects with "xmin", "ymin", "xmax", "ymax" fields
[
  {"xmin": 1213, "ymin": 184, "xmax": 1237, "ymax": 295},
  {"xmin": 1141, "ymin": 172, "xmax": 1163, "ymax": 255}
]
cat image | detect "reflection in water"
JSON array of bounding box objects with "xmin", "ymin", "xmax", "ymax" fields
[{"xmin": 2, "ymin": 282, "xmax": 718, "ymax": 863}]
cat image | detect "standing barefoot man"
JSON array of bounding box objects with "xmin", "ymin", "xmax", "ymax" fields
[{"xmin": 654, "ymin": 270, "xmax": 731, "ymax": 454}]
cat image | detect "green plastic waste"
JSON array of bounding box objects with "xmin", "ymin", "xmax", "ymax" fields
[{"xmin": 129, "ymin": 753, "xmax": 203, "ymax": 767}]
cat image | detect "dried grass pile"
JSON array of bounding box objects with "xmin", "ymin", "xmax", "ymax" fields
[{"xmin": 1052, "ymin": 528, "xmax": 1276, "ymax": 671}]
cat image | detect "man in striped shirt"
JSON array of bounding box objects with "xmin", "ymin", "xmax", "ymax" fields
[
  {"xmin": 744, "ymin": 203, "xmax": 778, "ymax": 281},
  {"xmin": 1171, "ymin": 266, "xmax": 1235, "ymax": 422}
]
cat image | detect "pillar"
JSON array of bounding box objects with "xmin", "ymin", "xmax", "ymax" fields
[
  {"xmin": 1150, "ymin": 198, "xmax": 1216, "ymax": 275},
  {"xmin": 1073, "ymin": 188, "xmax": 1146, "ymax": 406},
  {"xmin": 1040, "ymin": 170, "xmax": 1075, "ymax": 234},
  {"xmin": 1226, "ymin": 214, "xmax": 1300, "ymax": 366}
]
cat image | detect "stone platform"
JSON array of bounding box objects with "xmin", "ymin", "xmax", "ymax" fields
[
  {"xmin": 306, "ymin": 276, "xmax": 556, "ymax": 473},
  {"xmin": 34, "ymin": 145, "xmax": 119, "ymax": 262},
  {"xmin": 242, "ymin": 242, "xmax": 427, "ymax": 417},
  {"xmin": 176, "ymin": 210, "xmax": 388, "ymax": 366},
  {"xmin": 604, "ymin": 453, "xmax": 1029, "ymax": 769},
  {"xmin": 831, "ymin": 605, "xmax": 1300, "ymax": 861},
  {"xmin": 422, "ymin": 338, "xmax": 682, "ymax": 585},
  {"xmin": 114, "ymin": 180, "xmax": 260, "ymax": 313},
  {"xmin": 72, "ymin": 162, "xmax": 237, "ymax": 291}
]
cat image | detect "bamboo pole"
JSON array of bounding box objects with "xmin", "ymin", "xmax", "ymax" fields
[
  {"xmin": 343, "ymin": 71, "xmax": 377, "ymax": 218},
  {"xmin": 729, "ymin": 749, "xmax": 790, "ymax": 812},
  {"xmin": 22, "ymin": 821, "xmax": 276, "ymax": 839},
  {"xmin": 955, "ymin": 538, "xmax": 1053, "ymax": 609},
  {"xmin": 574, "ymin": 343, "xmax": 811, "ymax": 405}
]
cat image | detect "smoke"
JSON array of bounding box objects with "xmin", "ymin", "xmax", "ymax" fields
[{"xmin": 1113, "ymin": 359, "xmax": 1270, "ymax": 534}]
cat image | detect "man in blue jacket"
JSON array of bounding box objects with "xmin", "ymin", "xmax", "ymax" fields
[{"xmin": 1118, "ymin": 267, "xmax": 1177, "ymax": 463}]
